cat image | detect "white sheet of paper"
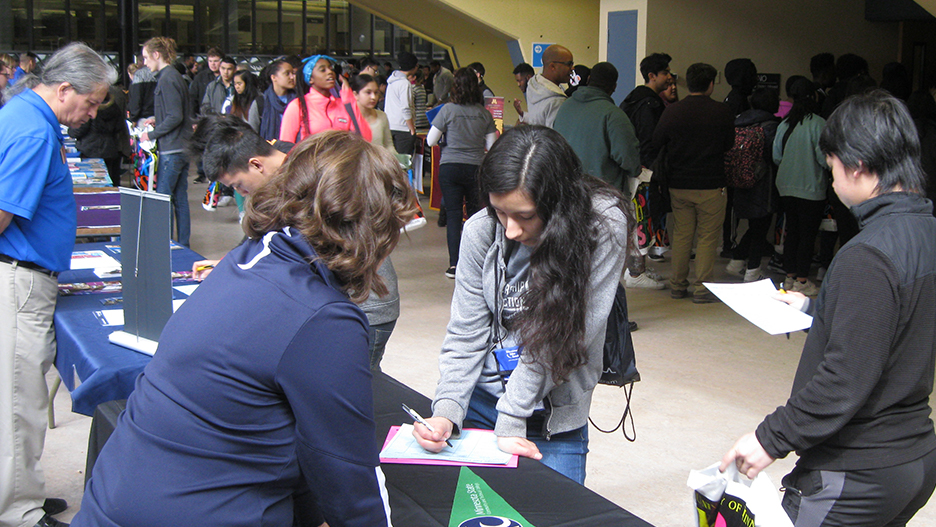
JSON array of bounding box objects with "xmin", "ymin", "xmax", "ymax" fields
[
  {"xmin": 703, "ymin": 279, "xmax": 813, "ymax": 335},
  {"xmin": 70, "ymin": 250, "xmax": 120, "ymax": 270},
  {"xmin": 174, "ymin": 284, "xmax": 199, "ymax": 296},
  {"xmin": 95, "ymin": 299, "xmax": 188, "ymax": 327},
  {"xmin": 380, "ymin": 423, "xmax": 513, "ymax": 465}
]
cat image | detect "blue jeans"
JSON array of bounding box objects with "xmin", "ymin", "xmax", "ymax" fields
[
  {"xmin": 367, "ymin": 320, "xmax": 396, "ymax": 372},
  {"xmin": 464, "ymin": 387, "xmax": 589, "ymax": 484},
  {"xmin": 156, "ymin": 152, "xmax": 191, "ymax": 247}
]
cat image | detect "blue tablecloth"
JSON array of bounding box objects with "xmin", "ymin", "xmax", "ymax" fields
[{"xmin": 54, "ymin": 242, "xmax": 203, "ymax": 416}]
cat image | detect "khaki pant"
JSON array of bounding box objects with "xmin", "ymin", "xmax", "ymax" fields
[
  {"xmin": 668, "ymin": 188, "xmax": 727, "ymax": 297},
  {"xmin": 0, "ymin": 262, "xmax": 58, "ymax": 527}
]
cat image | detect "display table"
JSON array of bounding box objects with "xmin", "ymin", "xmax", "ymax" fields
[
  {"xmin": 53, "ymin": 242, "xmax": 203, "ymax": 416},
  {"xmin": 74, "ymin": 187, "xmax": 121, "ymax": 237},
  {"xmin": 87, "ymin": 373, "xmax": 654, "ymax": 526}
]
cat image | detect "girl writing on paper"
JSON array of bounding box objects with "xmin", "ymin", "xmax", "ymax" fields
[{"xmin": 412, "ymin": 125, "xmax": 631, "ymax": 484}]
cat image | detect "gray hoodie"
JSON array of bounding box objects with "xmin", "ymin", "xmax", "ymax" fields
[
  {"xmin": 432, "ymin": 197, "xmax": 628, "ymax": 438},
  {"xmin": 524, "ymin": 74, "xmax": 567, "ymax": 128}
]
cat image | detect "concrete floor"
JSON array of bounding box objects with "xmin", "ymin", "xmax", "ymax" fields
[{"xmin": 44, "ymin": 174, "xmax": 936, "ymax": 526}]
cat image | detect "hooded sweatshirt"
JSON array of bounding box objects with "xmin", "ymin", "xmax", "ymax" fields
[
  {"xmin": 524, "ymin": 74, "xmax": 566, "ymax": 128},
  {"xmin": 621, "ymin": 85, "xmax": 666, "ymax": 167},
  {"xmin": 385, "ymin": 70, "xmax": 415, "ymax": 132},
  {"xmin": 553, "ymin": 86, "xmax": 640, "ymax": 191}
]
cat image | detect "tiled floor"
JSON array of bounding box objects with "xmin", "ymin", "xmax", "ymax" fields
[{"xmin": 43, "ymin": 174, "xmax": 936, "ymax": 526}]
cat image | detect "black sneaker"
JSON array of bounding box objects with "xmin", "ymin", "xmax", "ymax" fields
[
  {"xmin": 693, "ymin": 292, "xmax": 721, "ymax": 304},
  {"xmin": 444, "ymin": 266, "xmax": 456, "ymax": 279},
  {"xmin": 193, "ymin": 176, "xmax": 208, "ymax": 183},
  {"xmin": 34, "ymin": 514, "xmax": 68, "ymax": 527},
  {"xmin": 43, "ymin": 499, "xmax": 67, "ymax": 516}
]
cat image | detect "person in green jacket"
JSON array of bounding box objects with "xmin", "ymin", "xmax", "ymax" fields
[
  {"xmin": 773, "ymin": 77, "xmax": 828, "ymax": 297},
  {"xmin": 554, "ymin": 62, "xmax": 664, "ymax": 290}
]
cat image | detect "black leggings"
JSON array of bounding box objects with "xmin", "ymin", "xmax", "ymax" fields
[
  {"xmin": 734, "ymin": 215, "xmax": 772, "ymax": 269},
  {"xmin": 781, "ymin": 196, "xmax": 825, "ymax": 278},
  {"xmin": 438, "ymin": 163, "xmax": 481, "ymax": 267}
]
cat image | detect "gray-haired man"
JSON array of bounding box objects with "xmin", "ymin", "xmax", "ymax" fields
[{"xmin": 0, "ymin": 42, "xmax": 116, "ymax": 527}]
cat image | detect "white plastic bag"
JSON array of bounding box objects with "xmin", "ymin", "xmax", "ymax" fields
[{"xmin": 687, "ymin": 462, "xmax": 793, "ymax": 527}]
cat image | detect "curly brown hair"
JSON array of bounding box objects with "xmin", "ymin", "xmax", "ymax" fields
[
  {"xmin": 243, "ymin": 130, "xmax": 418, "ymax": 302},
  {"xmin": 451, "ymin": 67, "xmax": 483, "ymax": 106}
]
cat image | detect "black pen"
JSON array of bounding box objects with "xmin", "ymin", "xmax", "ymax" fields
[{"xmin": 401, "ymin": 403, "xmax": 453, "ymax": 448}]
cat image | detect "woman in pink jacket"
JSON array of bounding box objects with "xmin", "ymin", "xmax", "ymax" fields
[{"xmin": 280, "ymin": 55, "xmax": 371, "ymax": 142}]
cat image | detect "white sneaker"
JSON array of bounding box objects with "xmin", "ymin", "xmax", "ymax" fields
[
  {"xmin": 218, "ymin": 195, "xmax": 235, "ymax": 207},
  {"xmin": 625, "ymin": 269, "xmax": 665, "ymax": 290},
  {"xmin": 726, "ymin": 259, "xmax": 746, "ymax": 275},
  {"xmin": 791, "ymin": 279, "xmax": 820, "ymax": 296},
  {"xmin": 743, "ymin": 267, "xmax": 764, "ymax": 282},
  {"xmin": 783, "ymin": 277, "xmax": 795, "ymax": 291},
  {"xmin": 643, "ymin": 267, "xmax": 665, "ymax": 282}
]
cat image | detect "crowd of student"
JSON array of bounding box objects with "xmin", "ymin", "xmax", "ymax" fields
[{"xmin": 2, "ymin": 37, "xmax": 936, "ymax": 527}]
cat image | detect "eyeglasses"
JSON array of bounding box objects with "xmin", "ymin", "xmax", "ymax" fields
[{"xmin": 550, "ymin": 60, "xmax": 574, "ymax": 68}]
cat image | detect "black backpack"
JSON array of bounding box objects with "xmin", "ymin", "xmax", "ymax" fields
[{"xmin": 590, "ymin": 284, "xmax": 639, "ymax": 440}]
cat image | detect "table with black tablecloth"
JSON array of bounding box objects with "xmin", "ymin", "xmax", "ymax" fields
[
  {"xmin": 53, "ymin": 241, "xmax": 203, "ymax": 416},
  {"xmin": 87, "ymin": 373, "xmax": 654, "ymax": 527}
]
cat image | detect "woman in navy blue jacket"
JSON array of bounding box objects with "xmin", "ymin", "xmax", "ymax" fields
[{"xmin": 73, "ymin": 131, "xmax": 417, "ymax": 527}]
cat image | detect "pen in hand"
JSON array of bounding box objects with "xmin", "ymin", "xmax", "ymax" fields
[{"xmin": 402, "ymin": 403, "xmax": 453, "ymax": 448}]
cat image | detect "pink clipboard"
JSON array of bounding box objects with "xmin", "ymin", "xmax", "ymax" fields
[{"xmin": 379, "ymin": 425, "xmax": 519, "ymax": 468}]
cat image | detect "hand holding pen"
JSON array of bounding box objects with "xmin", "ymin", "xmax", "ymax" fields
[{"xmin": 404, "ymin": 403, "xmax": 454, "ymax": 450}]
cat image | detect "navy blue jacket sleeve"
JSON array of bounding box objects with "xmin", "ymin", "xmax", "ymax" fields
[{"xmin": 275, "ymin": 301, "xmax": 391, "ymax": 527}]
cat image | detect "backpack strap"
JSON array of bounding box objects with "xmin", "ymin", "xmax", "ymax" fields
[{"xmin": 344, "ymin": 102, "xmax": 362, "ymax": 136}]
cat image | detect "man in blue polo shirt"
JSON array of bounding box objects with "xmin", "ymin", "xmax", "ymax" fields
[{"xmin": 0, "ymin": 42, "xmax": 115, "ymax": 527}]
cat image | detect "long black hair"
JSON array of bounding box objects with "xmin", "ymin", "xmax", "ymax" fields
[
  {"xmin": 781, "ymin": 76, "xmax": 820, "ymax": 150},
  {"xmin": 231, "ymin": 70, "xmax": 260, "ymax": 121},
  {"xmin": 477, "ymin": 125, "xmax": 630, "ymax": 382}
]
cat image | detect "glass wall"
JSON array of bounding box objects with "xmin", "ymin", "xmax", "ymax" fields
[{"xmin": 0, "ymin": 0, "xmax": 452, "ymax": 73}]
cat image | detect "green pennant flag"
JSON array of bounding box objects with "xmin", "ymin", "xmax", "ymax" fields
[{"xmin": 448, "ymin": 466, "xmax": 536, "ymax": 527}]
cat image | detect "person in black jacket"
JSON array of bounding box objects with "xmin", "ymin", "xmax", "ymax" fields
[
  {"xmin": 652, "ymin": 63, "xmax": 735, "ymax": 304},
  {"xmin": 68, "ymin": 85, "xmax": 131, "ymax": 185},
  {"xmin": 725, "ymin": 88, "xmax": 780, "ymax": 281},
  {"xmin": 621, "ymin": 52, "xmax": 673, "ymax": 264},
  {"xmin": 140, "ymin": 37, "xmax": 192, "ymax": 246},
  {"xmin": 127, "ymin": 61, "xmax": 156, "ymax": 124},
  {"xmin": 621, "ymin": 53, "xmax": 672, "ymax": 168},
  {"xmin": 722, "ymin": 90, "xmax": 936, "ymax": 527}
]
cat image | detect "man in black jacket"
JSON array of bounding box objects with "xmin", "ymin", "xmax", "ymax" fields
[
  {"xmin": 621, "ymin": 53, "xmax": 673, "ymax": 267},
  {"xmin": 652, "ymin": 63, "xmax": 734, "ymax": 303},
  {"xmin": 722, "ymin": 90, "xmax": 936, "ymax": 527},
  {"xmin": 621, "ymin": 53, "xmax": 672, "ymax": 168}
]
